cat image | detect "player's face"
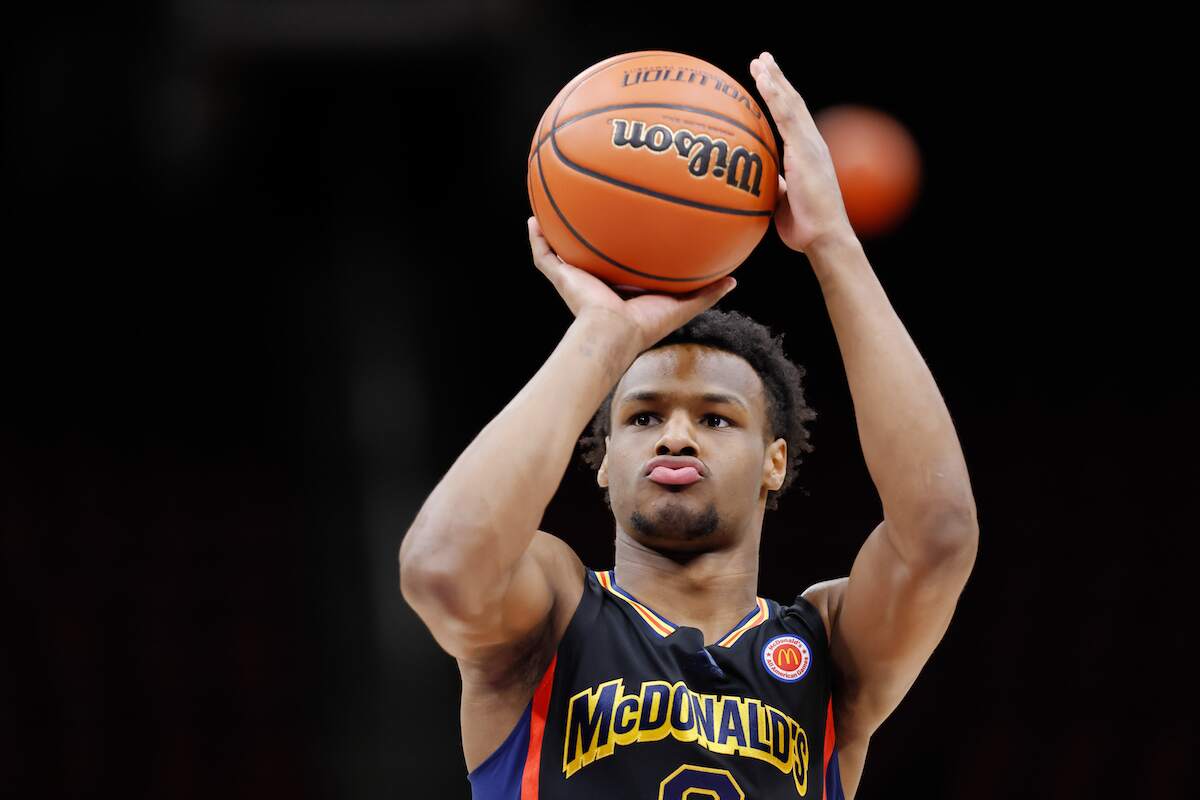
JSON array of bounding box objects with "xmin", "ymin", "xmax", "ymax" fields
[{"xmin": 599, "ymin": 344, "xmax": 786, "ymax": 550}]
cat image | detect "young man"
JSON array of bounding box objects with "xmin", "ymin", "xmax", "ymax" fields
[{"xmin": 399, "ymin": 52, "xmax": 978, "ymax": 799}]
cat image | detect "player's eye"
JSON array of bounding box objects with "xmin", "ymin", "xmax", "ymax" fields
[
  {"xmin": 703, "ymin": 414, "xmax": 732, "ymax": 429},
  {"xmin": 630, "ymin": 412, "xmax": 658, "ymax": 426}
]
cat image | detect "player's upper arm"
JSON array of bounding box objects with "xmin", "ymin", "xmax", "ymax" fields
[
  {"xmin": 808, "ymin": 518, "xmax": 976, "ymax": 741},
  {"xmin": 400, "ymin": 529, "xmax": 583, "ymax": 663}
]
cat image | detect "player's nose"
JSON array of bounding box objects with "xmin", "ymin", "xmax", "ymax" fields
[{"xmin": 654, "ymin": 409, "xmax": 699, "ymax": 456}]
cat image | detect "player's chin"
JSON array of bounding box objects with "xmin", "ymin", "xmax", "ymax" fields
[
  {"xmin": 639, "ymin": 488, "xmax": 704, "ymax": 510},
  {"xmin": 628, "ymin": 497, "xmax": 722, "ymax": 547}
]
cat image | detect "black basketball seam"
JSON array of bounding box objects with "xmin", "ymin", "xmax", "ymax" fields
[
  {"xmin": 548, "ymin": 131, "xmax": 773, "ymax": 218},
  {"xmin": 526, "ymin": 53, "xmax": 656, "ymax": 254},
  {"xmin": 550, "ymin": 51, "xmax": 777, "ymax": 164},
  {"xmin": 526, "ymin": 167, "xmax": 542, "ymax": 224},
  {"xmin": 529, "ymin": 102, "xmax": 780, "ymax": 172},
  {"xmin": 535, "ymin": 123, "xmax": 732, "ymax": 284},
  {"xmin": 531, "ymin": 49, "xmax": 674, "ymax": 165},
  {"xmin": 550, "ymin": 71, "xmax": 775, "ymax": 217},
  {"xmin": 530, "ymin": 52, "xmax": 766, "ymax": 283}
]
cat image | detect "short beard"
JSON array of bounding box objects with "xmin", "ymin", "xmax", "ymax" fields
[{"xmin": 630, "ymin": 500, "xmax": 720, "ymax": 542}]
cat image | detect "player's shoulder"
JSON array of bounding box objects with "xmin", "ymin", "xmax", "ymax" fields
[
  {"xmin": 525, "ymin": 530, "xmax": 589, "ymax": 630},
  {"xmin": 796, "ymin": 576, "xmax": 849, "ymax": 645},
  {"xmin": 455, "ymin": 531, "xmax": 585, "ymax": 687},
  {"xmin": 528, "ymin": 529, "xmax": 586, "ymax": 592}
]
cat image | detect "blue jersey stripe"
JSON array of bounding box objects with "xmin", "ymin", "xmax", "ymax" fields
[
  {"xmin": 826, "ymin": 748, "xmax": 846, "ymax": 800},
  {"xmin": 467, "ymin": 701, "xmax": 532, "ymax": 800}
]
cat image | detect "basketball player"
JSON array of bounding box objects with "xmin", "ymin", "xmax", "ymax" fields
[{"xmin": 399, "ymin": 52, "xmax": 977, "ymax": 799}]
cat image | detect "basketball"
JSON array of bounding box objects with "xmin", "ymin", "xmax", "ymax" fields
[
  {"xmin": 527, "ymin": 51, "xmax": 779, "ymax": 294},
  {"xmin": 813, "ymin": 104, "xmax": 922, "ymax": 238}
]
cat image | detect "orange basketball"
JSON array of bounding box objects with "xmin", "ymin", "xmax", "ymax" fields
[
  {"xmin": 813, "ymin": 104, "xmax": 922, "ymax": 238},
  {"xmin": 527, "ymin": 51, "xmax": 779, "ymax": 294}
]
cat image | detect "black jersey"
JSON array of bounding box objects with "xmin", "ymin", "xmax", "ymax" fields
[{"xmin": 467, "ymin": 567, "xmax": 846, "ymax": 800}]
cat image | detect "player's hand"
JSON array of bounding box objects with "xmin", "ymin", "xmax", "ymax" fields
[
  {"xmin": 748, "ymin": 51, "xmax": 857, "ymax": 254},
  {"xmin": 527, "ymin": 216, "xmax": 735, "ymax": 352}
]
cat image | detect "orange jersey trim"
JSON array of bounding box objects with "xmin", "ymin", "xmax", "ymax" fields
[
  {"xmin": 715, "ymin": 596, "xmax": 770, "ymax": 647},
  {"xmin": 596, "ymin": 570, "xmax": 676, "ymax": 637},
  {"xmin": 519, "ymin": 653, "xmax": 556, "ymax": 800},
  {"xmin": 596, "ymin": 570, "xmax": 771, "ymax": 645}
]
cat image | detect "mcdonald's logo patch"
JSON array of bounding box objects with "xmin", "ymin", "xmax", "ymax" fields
[{"xmin": 762, "ymin": 635, "xmax": 811, "ymax": 683}]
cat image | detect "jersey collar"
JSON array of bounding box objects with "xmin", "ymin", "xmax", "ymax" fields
[{"xmin": 595, "ymin": 569, "xmax": 770, "ymax": 647}]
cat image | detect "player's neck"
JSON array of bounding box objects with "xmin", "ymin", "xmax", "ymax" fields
[{"xmin": 612, "ymin": 531, "xmax": 760, "ymax": 641}]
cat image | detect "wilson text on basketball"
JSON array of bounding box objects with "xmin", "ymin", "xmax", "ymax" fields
[{"xmin": 610, "ymin": 119, "xmax": 765, "ymax": 197}]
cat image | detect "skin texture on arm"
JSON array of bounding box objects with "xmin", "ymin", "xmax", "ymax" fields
[
  {"xmin": 401, "ymin": 220, "xmax": 736, "ymax": 770},
  {"xmin": 803, "ymin": 232, "xmax": 978, "ymax": 744},
  {"xmin": 749, "ymin": 51, "xmax": 979, "ymax": 753},
  {"xmin": 802, "ymin": 229, "xmax": 978, "ymax": 744},
  {"xmin": 398, "ymin": 220, "xmax": 736, "ymax": 664},
  {"xmin": 398, "ymin": 307, "xmax": 637, "ymax": 770},
  {"xmin": 398, "ymin": 308, "xmax": 640, "ymax": 661}
]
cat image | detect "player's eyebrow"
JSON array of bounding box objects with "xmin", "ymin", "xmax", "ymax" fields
[{"xmin": 619, "ymin": 390, "xmax": 749, "ymax": 411}]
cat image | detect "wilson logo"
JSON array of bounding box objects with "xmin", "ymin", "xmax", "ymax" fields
[{"xmin": 610, "ymin": 119, "xmax": 765, "ymax": 197}]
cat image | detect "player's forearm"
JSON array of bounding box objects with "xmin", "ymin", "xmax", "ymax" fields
[
  {"xmin": 400, "ymin": 309, "xmax": 639, "ymax": 599},
  {"xmin": 808, "ymin": 230, "xmax": 977, "ymax": 562}
]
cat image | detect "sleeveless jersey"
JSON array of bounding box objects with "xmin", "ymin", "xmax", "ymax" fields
[{"xmin": 467, "ymin": 567, "xmax": 846, "ymax": 800}]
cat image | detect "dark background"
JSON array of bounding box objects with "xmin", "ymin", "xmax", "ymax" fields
[{"xmin": 2, "ymin": 3, "xmax": 1192, "ymax": 798}]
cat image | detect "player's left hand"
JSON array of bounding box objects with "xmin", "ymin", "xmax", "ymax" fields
[{"xmin": 749, "ymin": 52, "xmax": 856, "ymax": 254}]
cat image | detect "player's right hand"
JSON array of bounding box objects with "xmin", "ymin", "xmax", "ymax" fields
[{"xmin": 527, "ymin": 216, "xmax": 736, "ymax": 353}]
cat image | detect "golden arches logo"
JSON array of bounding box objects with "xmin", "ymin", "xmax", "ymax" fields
[
  {"xmin": 774, "ymin": 645, "xmax": 801, "ymax": 669},
  {"xmin": 762, "ymin": 635, "xmax": 811, "ymax": 683}
]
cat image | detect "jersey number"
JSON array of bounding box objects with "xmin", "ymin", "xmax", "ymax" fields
[{"xmin": 658, "ymin": 764, "xmax": 745, "ymax": 800}]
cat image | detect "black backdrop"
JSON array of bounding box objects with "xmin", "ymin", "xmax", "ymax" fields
[{"xmin": 3, "ymin": 3, "xmax": 1192, "ymax": 798}]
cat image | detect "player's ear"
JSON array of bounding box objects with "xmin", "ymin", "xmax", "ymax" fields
[
  {"xmin": 597, "ymin": 436, "xmax": 611, "ymax": 488},
  {"xmin": 763, "ymin": 438, "xmax": 786, "ymax": 492}
]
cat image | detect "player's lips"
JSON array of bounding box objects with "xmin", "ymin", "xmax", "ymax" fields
[{"xmin": 644, "ymin": 456, "xmax": 706, "ymax": 486}]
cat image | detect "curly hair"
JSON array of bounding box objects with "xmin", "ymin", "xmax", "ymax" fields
[{"xmin": 578, "ymin": 308, "xmax": 817, "ymax": 511}]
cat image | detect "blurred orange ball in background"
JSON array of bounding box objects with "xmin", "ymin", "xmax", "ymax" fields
[{"xmin": 814, "ymin": 105, "xmax": 922, "ymax": 238}]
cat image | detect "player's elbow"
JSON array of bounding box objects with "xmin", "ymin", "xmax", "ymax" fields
[
  {"xmin": 398, "ymin": 544, "xmax": 430, "ymax": 607},
  {"xmin": 398, "ymin": 531, "xmax": 492, "ymax": 626},
  {"xmin": 398, "ymin": 525, "xmax": 430, "ymax": 602},
  {"xmin": 903, "ymin": 504, "xmax": 979, "ymax": 578},
  {"xmin": 401, "ymin": 558, "xmax": 486, "ymax": 626}
]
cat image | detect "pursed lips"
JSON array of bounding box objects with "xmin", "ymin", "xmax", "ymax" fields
[{"xmin": 644, "ymin": 456, "xmax": 706, "ymax": 486}]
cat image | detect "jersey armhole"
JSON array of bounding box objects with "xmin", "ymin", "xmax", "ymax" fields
[
  {"xmin": 782, "ymin": 592, "xmax": 832, "ymax": 653},
  {"xmin": 465, "ymin": 651, "xmax": 558, "ymax": 797},
  {"xmin": 466, "ymin": 700, "xmax": 531, "ymax": 784}
]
